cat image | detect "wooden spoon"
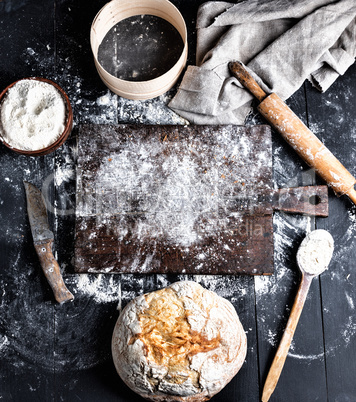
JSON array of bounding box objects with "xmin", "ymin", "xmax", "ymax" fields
[{"xmin": 261, "ymin": 229, "xmax": 334, "ymax": 402}]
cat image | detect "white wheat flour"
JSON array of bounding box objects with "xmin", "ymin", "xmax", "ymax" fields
[
  {"xmin": 0, "ymin": 79, "xmax": 66, "ymax": 151},
  {"xmin": 296, "ymin": 230, "xmax": 334, "ymax": 275}
]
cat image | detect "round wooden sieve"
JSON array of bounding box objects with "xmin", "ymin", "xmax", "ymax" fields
[{"xmin": 90, "ymin": 0, "xmax": 188, "ymax": 100}]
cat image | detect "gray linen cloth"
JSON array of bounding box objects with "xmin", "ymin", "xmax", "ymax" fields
[{"xmin": 169, "ymin": 0, "xmax": 356, "ymax": 124}]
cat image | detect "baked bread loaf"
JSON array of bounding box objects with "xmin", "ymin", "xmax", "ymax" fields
[{"xmin": 112, "ymin": 281, "xmax": 247, "ymax": 401}]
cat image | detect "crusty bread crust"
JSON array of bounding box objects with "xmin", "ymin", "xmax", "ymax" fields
[{"xmin": 112, "ymin": 281, "xmax": 247, "ymax": 401}]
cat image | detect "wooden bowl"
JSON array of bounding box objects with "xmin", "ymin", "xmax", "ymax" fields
[
  {"xmin": 0, "ymin": 77, "xmax": 73, "ymax": 156},
  {"xmin": 90, "ymin": 0, "xmax": 188, "ymax": 100}
]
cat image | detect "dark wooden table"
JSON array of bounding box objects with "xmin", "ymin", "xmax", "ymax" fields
[{"xmin": 1, "ymin": 1, "xmax": 356, "ymax": 401}]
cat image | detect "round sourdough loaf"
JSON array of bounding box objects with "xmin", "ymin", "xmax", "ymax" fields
[{"xmin": 112, "ymin": 281, "xmax": 247, "ymax": 401}]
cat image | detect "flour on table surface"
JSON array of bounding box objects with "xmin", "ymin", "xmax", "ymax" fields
[
  {"xmin": 194, "ymin": 275, "xmax": 248, "ymax": 302},
  {"xmin": 77, "ymin": 125, "xmax": 271, "ymax": 248},
  {"xmin": 0, "ymin": 335, "xmax": 10, "ymax": 352},
  {"xmin": 117, "ymin": 92, "xmax": 188, "ymax": 125},
  {"xmin": 55, "ymin": 166, "xmax": 75, "ymax": 187},
  {"xmin": 23, "ymin": 47, "xmax": 186, "ymax": 126},
  {"xmin": 75, "ymin": 274, "xmax": 121, "ymax": 303},
  {"xmin": 1, "ymin": 39, "xmax": 354, "ymax": 379},
  {"xmin": 254, "ymin": 213, "xmax": 308, "ymax": 299}
]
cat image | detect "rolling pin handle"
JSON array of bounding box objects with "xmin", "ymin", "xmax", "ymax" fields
[{"xmin": 229, "ymin": 61, "xmax": 267, "ymax": 103}]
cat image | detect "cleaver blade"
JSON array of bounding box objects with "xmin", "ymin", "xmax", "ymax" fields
[{"xmin": 24, "ymin": 181, "xmax": 74, "ymax": 304}]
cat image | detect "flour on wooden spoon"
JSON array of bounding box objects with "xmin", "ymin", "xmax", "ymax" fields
[{"xmin": 296, "ymin": 229, "xmax": 334, "ymax": 275}]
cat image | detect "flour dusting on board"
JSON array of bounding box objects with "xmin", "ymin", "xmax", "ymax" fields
[
  {"xmin": 78, "ymin": 125, "xmax": 270, "ymax": 247},
  {"xmin": 75, "ymin": 124, "xmax": 273, "ymax": 274}
]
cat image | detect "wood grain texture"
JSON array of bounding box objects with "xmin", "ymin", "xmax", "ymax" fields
[
  {"xmin": 230, "ymin": 62, "xmax": 356, "ymax": 202},
  {"xmin": 0, "ymin": 3, "xmax": 57, "ymax": 400},
  {"xmin": 74, "ymin": 124, "xmax": 274, "ymax": 275},
  {"xmin": 251, "ymin": 89, "xmax": 328, "ymax": 402},
  {"xmin": 262, "ymin": 273, "xmax": 313, "ymax": 402},
  {"xmin": 306, "ymin": 65, "xmax": 356, "ymax": 401},
  {"xmin": 0, "ymin": 1, "xmax": 355, "ymax": 401},
  {"xmin": 272, "ymin": 185, "xmax": 328, "ymax": 216},
  {"xmin": 258, "ymin": 93, "xmax": 356, "ymax": 201}
]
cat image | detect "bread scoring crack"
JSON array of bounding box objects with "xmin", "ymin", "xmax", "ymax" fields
[
  {"xmin": 112, "ymin": 281, "xmax": 247, "ymax": 400},
  {"xmin": 129, "ymin": 287, "xmax": 221, "ymax": 389}
]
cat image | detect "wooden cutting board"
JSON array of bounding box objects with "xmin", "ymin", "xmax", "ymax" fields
[{"xmin": 75, "ymin": 124, "xmax": 277, "ymax": 274}]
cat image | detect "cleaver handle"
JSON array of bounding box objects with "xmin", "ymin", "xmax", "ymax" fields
[
  {"xmin": 272, "ymin": 185, "xmax": 328, "ymax": 217},
  {"xmin": 34, "ymin": 240, "xmax": 74, "ymax": 304},
  {"xmin": 229, "ymin": 61, "xmax": 356, "ymax": 205}
]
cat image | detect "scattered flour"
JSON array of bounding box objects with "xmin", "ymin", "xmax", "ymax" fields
[
  {"xmin": 0, "ymin": 335, "xmax": 10, "ymax": 352},
  {"xmin": 22, "ymin": 47, "xmax": 186, "ymax": 126},
  {"xmin": 344, "ymin": 206, "xmax": 356, "ymax": 241},
  {"xmin": 75, "ymin": 274, "xmax": 121, "ymax": 303},
  {"xmin": 342, "ymin": 316, "xmax": 356, "ymax": 344},
  {"xmin": 0, "ymin": 79, "xmax": 66, "ymax": 150},
  {"xmin": 78, "ymin": 125, "xmax": 271, "ymax": 248},
  {"xmin": 254, "ymin": 213, "xmax": 307, "ymax": 299},
  {"xmin": 3, "ymin": 43, "xmax": 353, "ymax": 374},
  {"xmin": 55, "ymin": 166, "xmax": 75, "ymax": 187}
]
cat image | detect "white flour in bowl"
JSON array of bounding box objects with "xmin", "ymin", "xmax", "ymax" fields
[{"xmin": 0, "ymin": 79, "xmax": 66, "ymax": 151}]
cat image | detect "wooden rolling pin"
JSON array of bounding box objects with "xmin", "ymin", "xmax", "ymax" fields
[{"xmin": 229, "ymin": 61, "xmax": 356, "ymax": 205}]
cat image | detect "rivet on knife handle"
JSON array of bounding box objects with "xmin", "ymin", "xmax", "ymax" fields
[
  {"xmin": 24, "ymin": 181, "xmax": 74, "ymax": 304},
  {"xmin": 229, "ymin": 61, "xmax": 356, "ymax": 205},
  {"xmin": 34, "ymin": 240, "xmax": 74, "ymax": 304}
]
